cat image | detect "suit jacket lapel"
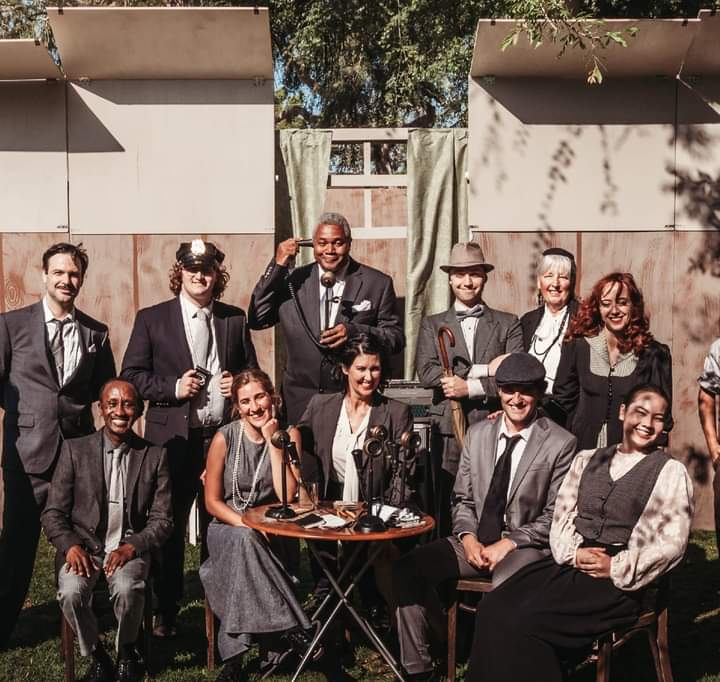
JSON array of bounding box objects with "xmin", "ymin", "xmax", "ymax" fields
[
  {"xmin": 441, "ymin": 309, "xmax": 470, "ymax": 371},
  {"xmin": 125, "ymin": 436, "xmax": 147, "ymax": 510},
  {"xmin": 297, "ymin": 264, "xmax": 321, "ymax": 336},
  {"xmin": 478, "ymin": 418, "xmax": 502, "ymax": 501},
  {"xmin": 507, "ymin": 419, "xmax": 549, "ymax": 502},
  {"xmin": 88, "ymin": 430, "xmax": 105, "ymax": 511},
  {"xmin": 212, "ymin": 303, "xmax": 229, "ymax": 368},
  {"xmin": 171, "ymin": 297, "xmax": 194, "ymax": 369},
  {"xmin": 32, "ymin": 302, "xmax": 61, "ymax": 387},
  {"xmin": 340, "ymin": 260, "xmax": 363, "ymax": 322},
  {"xmin": 474, "ymin": 307, "xmax": 498, "ymax": 364}
]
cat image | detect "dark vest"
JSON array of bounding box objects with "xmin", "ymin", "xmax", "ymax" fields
[{"xmin": 574, "ymin": 445, "xmax": 670, "ymax": 546}]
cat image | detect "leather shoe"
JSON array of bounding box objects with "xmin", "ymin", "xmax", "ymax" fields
[
  {"xmin": 81, "ymin": 658, "xmax": 114, "ymax": 682},
  {"xmin": 116, "ymin": 649, "xmax": 145, "ymax": 682}
]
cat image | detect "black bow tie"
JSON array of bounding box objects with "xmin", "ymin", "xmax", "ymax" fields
[{"xmin": 456, "ymin": 305, "xmax": 484, "ymax": 321}]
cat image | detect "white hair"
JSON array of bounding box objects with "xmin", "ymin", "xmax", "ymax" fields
[{"xmin": 537, "ymin": 253, "xmax": 572, "ymax": 280}]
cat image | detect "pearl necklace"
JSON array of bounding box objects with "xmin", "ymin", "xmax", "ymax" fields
[{"xmin": 230, "ymin": 421, "xmax": 269, "ymax": 514}]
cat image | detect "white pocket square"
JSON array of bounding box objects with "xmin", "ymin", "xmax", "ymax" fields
[
  {"xmin": 352, "ymin": 300, "xmax": 372, "ymax": 313},
  {"xmin": 87, "ymin": 343, "xmax": 97, "ymax": 353}
]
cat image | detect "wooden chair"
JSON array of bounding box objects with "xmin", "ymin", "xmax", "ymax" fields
[
  {"xmin": 583, "ymin": 576, "xmax": 673, "ymax": 682},
  {"xmin": 447, "ymin": 576, "xmax": 493, "ymax": 682},
  {"xmin": 205, "ymin": 597, "xmax": 219, "ymax": 670},
  {"xmin": 60, "ymin": 579, "xmax": 153, "ymax": 682},
  {"xmin": 446, "ymin": 575, "xmax": 673, "ymax": 682}
]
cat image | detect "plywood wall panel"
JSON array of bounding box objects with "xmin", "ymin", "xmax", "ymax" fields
[
  {"xmin": 350, "ymin": 238, "xmax": 407, "ymax": 299},
  {"xmin": 79, "ymin": 235, "xmax": 135, "ymax": 362},
  {"xmin": 671, "ymin": 231, "xmax": 720, "ymax": 529},
  {"xmin": 371, "ymin": 188, "xmax": 407, "ymax": 227},
  {"xmin": 134, "ymin": 234, "xmax": 187, "ymax": 310},
  {"xmin": 470, "ymin": 231, "xmax": 578, "ymax": 316},
  {"xmin": 324, "ymin": 188, "xmax": 364, "ymax": 228},
  {"xmin": 579, "ymin": 232, "xmax": 674, "ymax": 346},
  {"xmin": 207, "ymin": 233, "xmax": 275, "ymax": 375}
]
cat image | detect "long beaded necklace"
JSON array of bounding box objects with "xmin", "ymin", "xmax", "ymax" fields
[
  {"xmin": 230, "ymin": 421, "xmax": 269, "ymax": 514},
  {"xmin": 530, "ymin": 306, "xmax": 570, "ymax": 363}
]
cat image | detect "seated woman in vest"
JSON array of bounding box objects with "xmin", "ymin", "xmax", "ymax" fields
[
  {"xmin": 200, "ymin": 369, "xmax": 317, "ymax": 681},
  {"xmin": 297, "ymin": 334, "xmax": 414, "ymax": 621},
  {"xmin": 466, "ymin": 383, "xmax": 693, "ymax": 682}
]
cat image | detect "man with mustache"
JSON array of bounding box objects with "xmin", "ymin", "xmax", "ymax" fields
[
  {"xmin": 42, "ymin": 380, "xmax": 172, "ymax": 682},
  {"xmin": 0, "ymin": 242, "xmax": 116, "ymax": 649}
]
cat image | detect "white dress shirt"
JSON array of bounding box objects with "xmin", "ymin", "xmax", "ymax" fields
[
  {"xmin": 330, "ymin": 399, "xmax": 370, "ymax": 502},
  {"xmin": 43, "ymin": 296, "xmax": 81, "ymax": 385},
  {"xmin": 178, "ymin": 293, "xmax": 224, "ymax": 427},
  {"xmin": 319, "ymin": 263, "xmax": 348, "ymax": 330},
  {"xmin": 528, "ymin": 305, "xmax": 570, "ymax": 394},
  {"xmin": 453, "ymin": 301, "xmax": 489, "ymax": 399}
]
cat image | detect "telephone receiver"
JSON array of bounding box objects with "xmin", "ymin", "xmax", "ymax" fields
[{"xmin": 296, "ymin": 239, "xmax": 313, "ymax": 247}]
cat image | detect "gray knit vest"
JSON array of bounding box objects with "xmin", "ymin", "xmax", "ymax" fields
[{"xmin": 574, "ymin": 445, "xmax": 670, "ymax": 546}]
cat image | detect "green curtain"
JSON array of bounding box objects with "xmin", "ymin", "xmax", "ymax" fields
[
  {"xmin": 404, "ymin": 128, "xmax": 468, "ymax": 378},
  {"xmin": 278, "ymin": 129, "xmax": 332, "ymax": 267}
]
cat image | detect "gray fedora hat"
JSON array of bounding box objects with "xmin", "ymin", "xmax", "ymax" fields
[{"xmin": 439, "ymin": 241, "xmax": 494, "ymax": 273}]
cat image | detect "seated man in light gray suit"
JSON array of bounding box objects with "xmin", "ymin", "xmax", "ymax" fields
[
  {"xmin": 415, "ymin": 241, "xmax": 524, "ymax": 536},
  {"xmin": 42, "ymin": 379, "xmax": 172, "ymax": 682},
  {"xmin": 393, "ymin": 353, "xmax": 576, "ymax": 681}
]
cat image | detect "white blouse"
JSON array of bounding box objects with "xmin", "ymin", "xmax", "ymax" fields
[
  {"xmin": 550, "ymin": 448, "xmax": 694, "ymax": 591},
  {"xmin": 330, "ymin": 400, "xmax": 371, "ymax": 502},
  {"xmin": 528, "ymin": 305, "xmax": 570, "ymax": 394}
]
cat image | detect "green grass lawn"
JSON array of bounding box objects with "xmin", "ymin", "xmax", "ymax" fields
[{"xmin": 1, "ymin": 532, "xmax": 719, "ymax": 681}]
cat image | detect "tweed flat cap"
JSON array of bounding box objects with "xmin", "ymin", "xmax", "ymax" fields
[{"xmin": 495, "ymin": 353, "xmax": 546, "ymax": 387}]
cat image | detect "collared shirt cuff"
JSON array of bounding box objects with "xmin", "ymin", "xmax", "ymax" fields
[
  {"xmin": 466, "ymin": 378, "xmax": 486, "ymax": 399},
  {"xmin": 468, "ymin": 364, "xmax": 490, "ymax": 379},
  {"xmin": 175, "ymin": 379, "xmax": 181, "ymax": 400},
  {"xmin": 457, "ymin": 531, "xmax": 476, "ymax": 543}
]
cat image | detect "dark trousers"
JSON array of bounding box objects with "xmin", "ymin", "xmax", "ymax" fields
[
  {"xmin": 155, "ymin": 429, "xmax": 214, "ymax": 623},
  {"xmin": 714, "ymin": 462, "xmax": 720, "ymax": 556},
  {"xmin": 467, "ymin": 557, "xmax": 640, "ymax": 682},
  {"xmin": 0, "ymin": 467, "xmax": 52, "ymax": 647}
]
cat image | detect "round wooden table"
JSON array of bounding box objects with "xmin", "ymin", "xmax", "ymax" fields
[{"xmin": 243, "ymin": 503, "xmax": 435, "ymax": 681}]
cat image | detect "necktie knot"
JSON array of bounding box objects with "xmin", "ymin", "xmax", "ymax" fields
[{"xmin": 456, "ymin": 305, "xmax": 484, "ymax": 321}]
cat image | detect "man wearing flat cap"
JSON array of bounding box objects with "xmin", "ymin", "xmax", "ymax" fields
[
  {"xmin": 121, "ymin": 239, "xmax": 258, "ymax": 636},
  {"xmin": 393, "ymin": 353, "xmax": 577, "ymax": 681},
  {"xmin": 414, "ymin": 241, "xmax": 524, "ymax": 536},
  {"xmin": 249, "ymin": 212, "xmax": 404, "ymax": 423}
]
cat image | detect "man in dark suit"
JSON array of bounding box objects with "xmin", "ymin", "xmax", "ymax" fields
[
  {"xmin": 0, "ymin": 242, "xmax": 116, "ymax": 648},
  {"xmin": 415, "ymin": 241, "xmax": 524, "ymax": 535},
  {"xmin": 121, "ymin": 239, "xmax": 257, "ymax": 636},
  {"xmin": 249, "ymin": 212, "xmax": 405, "ymax": 424},
  {"xmin": 42, "ymin": 379, "xmax": 172, "ymax": 682},
  {"xmin": 393, "ymin": 354, "xmax": 577, "ymax": 681}
]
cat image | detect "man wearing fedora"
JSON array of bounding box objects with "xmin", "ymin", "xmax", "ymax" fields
[
  {"xmin": 415, "ymin": 241, "xmax": 524, "ymax": 536},
  {"xmin": 121, "ymin": 240, "xmax": 258, "ymax": 636}
]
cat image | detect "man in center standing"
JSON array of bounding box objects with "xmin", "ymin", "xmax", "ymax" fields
[
  {"xmin": 121, "ymin": 240, "xmax": 257, "ymax": 637},
  {"xmin": 249, "ymin": 212, "xmax": 405, "ymax": 423}
]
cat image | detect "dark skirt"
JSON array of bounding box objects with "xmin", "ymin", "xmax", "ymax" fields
[{"xmin": 466, "ymin": 556, "xmax": 641, "ymax": 682}]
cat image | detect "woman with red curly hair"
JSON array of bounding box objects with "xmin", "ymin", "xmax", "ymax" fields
[{"xmin": 553, "ymin": 272, "xmax": 672, "ymax": 449}]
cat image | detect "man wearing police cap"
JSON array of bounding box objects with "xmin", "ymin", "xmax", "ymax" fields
[
  {"xmin": 393, "ymin": 353, "xmax": 576, "ymax": 681},
  {"xmin": 121, "ymin": 239, "xmax": 257, "ymax": 636}
]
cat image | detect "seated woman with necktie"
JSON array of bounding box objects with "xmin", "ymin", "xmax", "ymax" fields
[
  {"xmin": 297, "ymin": 334, "xmax": 415, "ymax": 625},
  {"xmin": 199, "ymin": 369, "xmax": 319, "ymax": 681},
  {"xmin": 465, "ymin": 383, "xmax": 693, "ymax": 682}
]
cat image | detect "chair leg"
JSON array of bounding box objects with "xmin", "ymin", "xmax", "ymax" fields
[
  {"xmin": 447, "ymin": 598, "xmax": 458, "ymax": 682},
  {"xmin": 143, "ymin": 582, "xmax": 154, "ymax": 678},
  {"xmin": 656, "ymin": 609, "xmax": 673, "ymax": 682},
  {"xmin": 205, "ymin": 598, "xmax": 216, "ymax": 670},
  {"xmin": 61, "ymin": 615, "xmax": 75, "ymax": 682},
  {"xmin": 595, "ymin": 640, "xmax": 612, "ymax": 682}
]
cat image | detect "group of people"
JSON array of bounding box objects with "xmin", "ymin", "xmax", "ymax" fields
[{"xmin": 0, "ymin": 210, "xmax": 699, "ymax": 682}]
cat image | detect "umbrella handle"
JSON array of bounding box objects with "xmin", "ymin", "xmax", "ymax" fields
[{"xmin": 438, "ymin": 325, "xmax": 455, "ymax": 375}]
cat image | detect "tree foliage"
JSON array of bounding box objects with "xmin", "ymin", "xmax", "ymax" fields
[{"xmin": 1, "ymin": 0, "xmax": 716, "ymax": 128}]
